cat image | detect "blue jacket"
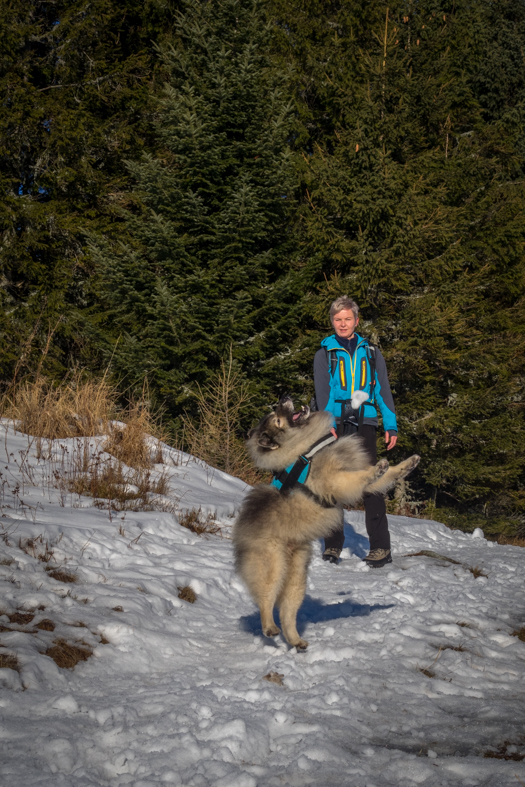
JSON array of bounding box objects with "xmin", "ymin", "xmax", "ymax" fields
[{"xmin": 314, "ymin": 333, "xmax": 397, "ymax": 433}]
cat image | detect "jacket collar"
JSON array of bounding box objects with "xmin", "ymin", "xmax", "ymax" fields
[{"xmin": 321, "ymin": 332, "xmax": 367, "ymax": 351}]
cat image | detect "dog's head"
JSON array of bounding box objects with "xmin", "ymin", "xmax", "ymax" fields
[{"xmin": 248, "ymin": 396, "xmax": 311, "ymax": 451}]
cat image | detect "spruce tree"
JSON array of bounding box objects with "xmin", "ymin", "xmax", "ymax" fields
[
  {"xmin": 275, "ymin": 1, "xmax": 525, "ymax": 525},
  {"xmin": 90, "ymin": 0, "xmax": 297, "ymax": 424},
  {"xmin": 0, "ymin": 0, "xmax": 178, "ymax": 385}
]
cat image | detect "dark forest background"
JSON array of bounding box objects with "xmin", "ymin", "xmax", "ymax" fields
[{"xmin": 1, "ymin": 0, "xmax": 524, "ymax": 535}]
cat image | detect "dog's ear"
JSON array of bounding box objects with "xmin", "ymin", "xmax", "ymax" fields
[
  {"xmin": 257, "ymin": 432, "xmax": 278, "ymax": 449},
  {"xmin": 246, "ymin": 428, "xmax": 256, "ymax": 440}
]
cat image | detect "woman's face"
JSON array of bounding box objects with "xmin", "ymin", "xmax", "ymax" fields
[{"xmin": 332, "ymin": 309, "xmax": 359, "ymax": 339}]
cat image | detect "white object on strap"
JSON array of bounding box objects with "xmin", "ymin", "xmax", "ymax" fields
[{"xmin": 351, "ymin": 390, "xmax": 369, "ymax": 410}]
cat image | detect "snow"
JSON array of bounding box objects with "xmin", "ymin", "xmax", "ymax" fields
[{"xmin": 1, "ymin": 419, "xmax": 524, "ymax": 786}]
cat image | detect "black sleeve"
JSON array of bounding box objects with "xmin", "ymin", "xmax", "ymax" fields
[{"xmin": 313, "ymin": 349, "xmax": 331, "ymax": 411}]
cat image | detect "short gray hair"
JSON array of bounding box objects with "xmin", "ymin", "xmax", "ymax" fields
[{"xmin": 329, "ymin": 296, "xmax": 359, "ymax": 322}]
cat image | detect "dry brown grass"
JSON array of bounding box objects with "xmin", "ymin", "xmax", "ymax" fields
[
  {"xmin": 179, "ymin": 507, "xmax": 221, "ymax": 536},
  {"xmin": 36, "ymin": 619, "xmax": 55, "ymax": 631},
  {"xmin": 484, "ymin": 740, "xmax": 525, "ymax": 761},
  {"xmin": 405, "ymin": 550, "xmax": 462, "ymax": 565},
  {"xmin": 45, "ymin": 638, "xmax": 92, "ymax": 669},
  {"xmin": 4, "ymin": 374, "xmax": 116, "ymax": 439},
  {"xmin": 104, "ymin": 404, "xmax": 165, "ymax": 469},
  {"xmin": 263, "ymin": 671, "xmax": 284, "ymax": 686},
  {"xmin": 45, "ymin": 567, "xmax": 77, "ymax": 583},
  {"xmin": 57, "ymin": 453, "xmax": 173, "ymax": 513},
  {"xmin": 492, "ymin": 534, "xmax": 525, "ymax": 547},
  {"xmin": 0, "ymin": 651, "xmax": 19, "ymax": 671},
  {"xmin": 512, "ymin": 627, "xmax": 525, "ymax": 642},
  {"xmin": 406, "ymin": 551, "xmax": 487, "ymax": 578},
  {"xmin": 468, "ymin": 565, "xmax": 488, "ymax": 579},
  {"xmin": 19, "ymin": 535, "xmax": 54, "ymax": 563},
  {"xmin": 177, "ymin": 585, "xmax": 197, "ymax": 603},
  {"xmin": 7, "ymin": 611, "xmax": 34, "ymax": 625},
  {"xmin": 419, "ymin": 667, "xmax": 436, "ymax": 678}
]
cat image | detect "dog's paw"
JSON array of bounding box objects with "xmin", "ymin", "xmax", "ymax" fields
[
  {"xmin": 400, "ymin": 455, "xmax": 420, "ymax": 476},
  {"xmin": 293, "ymin": 638, "xmax": 309, "ymax": 651},
  {"xmin": 263, "ymin": 624, "xmax": 281, "ymax": 638},
  {"xmin": 374, "ymin": 458, "xmax": 389, "ymax": 478}
]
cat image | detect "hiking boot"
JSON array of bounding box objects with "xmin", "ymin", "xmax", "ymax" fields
[
  {"xmin": 364, "ymin": 548, "xmax": 392, "ymax": 568},
  {"xmin": 322, "ymin": 547, "xmax": 341, "ymax": 564}
]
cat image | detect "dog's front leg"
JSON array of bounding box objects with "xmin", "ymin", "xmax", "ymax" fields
[
  {"xmin": 329, "ymin": 460, "xmax": 390, "ymax": 506},
  {"xmin": 365, "ymin": 455, "xmax": 420, "ymax": 495}
]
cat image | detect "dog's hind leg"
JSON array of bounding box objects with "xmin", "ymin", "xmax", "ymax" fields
[
  {"xmin": 276, "ymin": 544, "xmax": 312, "ymax": 650},
  {"xmin": 240, "ymin": 544, "xmax": 286, "ymax": 638}
]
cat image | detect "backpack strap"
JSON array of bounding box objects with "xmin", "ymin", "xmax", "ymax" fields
[
  {"xmin": 325, "ymin": 348, "xmax": 338, "ymax": 377},
  {"xmin": 366, "ymin": 344, "xmax": 377, "ymax": 405}
]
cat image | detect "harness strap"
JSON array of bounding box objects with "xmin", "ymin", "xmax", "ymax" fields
[{"xmin": 273, "ymin": 432, "xmax": 338, "ymax": 505}]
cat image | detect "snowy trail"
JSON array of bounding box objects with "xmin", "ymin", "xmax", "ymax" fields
[{"xmin": 0, "ymin": 423, "xmax": 524, "ymax": 786}]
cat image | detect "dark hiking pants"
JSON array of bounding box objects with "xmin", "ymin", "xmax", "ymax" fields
[{"xmin": 323, "ymin": 423, "xmax": 391, "ymax": 554}]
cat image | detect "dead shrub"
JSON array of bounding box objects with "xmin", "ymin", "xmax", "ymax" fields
[
  {"xmin": 19, "ymin": 535, "xmax": 54, "ymax": 563},
  {"xmin": 182, "ymin": 351, "xmax": 264, "ymax": 485},
  {"xmin": 36, "ymin": 619, "xmax": 55, "ymax": 631},
  {"xmin": 4, "ymin": 374, "xmax": 116, "ymax": 439},
  {"xmin": 0, "ymin": 651, "xmax": 19, "ymax": 671},
  {"xmin": 179, "ymin": 507, "xmax": 221, "ymax": 536},
  {"xmin": 177, "ymin": 585, "xmax": 197, "ymax": 603},
  {"xmin": 45, "ymin": 639, "xmax": 92, "ymax": 669},
  {"xmin": 45, "ymin": 567, "xmax": 77, "ymax": 583}
]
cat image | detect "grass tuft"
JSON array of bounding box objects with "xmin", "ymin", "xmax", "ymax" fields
[
  {"xmin": 483, "ymin": 740, "xmax": 525, "ymax": 761},
  {"xmin": 19, "ymin": 536, "xmax": 54, "ymax": 563},
  {"xmin": 405, "ymin": 550, "xmax": 461, "ymax": 565},
  {"xmin": 419, "ymin": 667, "xmax": 436, "ymax": 678},
  {"xmin": 45, "ymin": 567, "xmax": 77, "ymax": 583},
  {"xmin": 0, "ymin": 651, "xmax": 20, "ymax": 671},
  {"xmin": 45, "ymin": 639, "xmax": 92, "ymax": 669},
  {"xmin": 263, "ymin": 671, "xmax": 284, "ymax": 686},
  {"xmin": 4, "ymin": 374, "xmax": 116, "ymax": 439},
  {"xmin": 59, "ymin": 457, "xmax": 173, "ymax": 513},
  {"xmin": 36, "ymin": 619, "xmax": 55, "ymax": 631},
  {"xmin": 178, "ymin": 507, "xmax": 221, "ymax": 537},
  {"xmin": 177, "ymin": 585, "xmax": 197, "ymax": 603},
  {"xmin": 512, "ymin": 627, "xmax": 525, "ymax": 642},
  {"xmin": 406, "ymin": 551, "xmax": 487, "ymax": 578},
  {"xmin": 467, "ymin": 565, "xmax": 488, "ymax": 578},
  {"xmin": 8, "ymin": 611, "xmax": 34, "ymax": 625},
  {"xmin": 104, "ymin": 404, "xmax": 166, "ymax": 469}
]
